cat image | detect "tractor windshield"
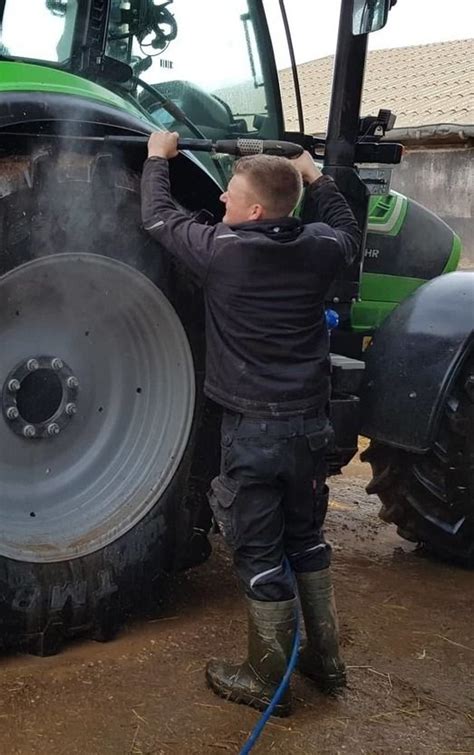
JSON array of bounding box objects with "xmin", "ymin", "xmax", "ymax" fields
[
  {"xmin": 0, "ymin": 1, "xmax": 79, "ymax": 62},
  {"xmin": 105, "ymin": 0, "xmax": 281, "ymax": 139}
]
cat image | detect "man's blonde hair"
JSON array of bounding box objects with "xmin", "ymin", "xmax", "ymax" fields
[{"xmin": 233, "ymin": 154, "xmax": 303, "ymax": 218}]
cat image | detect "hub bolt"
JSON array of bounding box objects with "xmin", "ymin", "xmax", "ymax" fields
[
  {"xmin": 66, "ymin": 402, "xmax": 77, "ymax": 416},
  {"xmin": 8, "ymin": 379, "xmax": 21, "ymax": 393},
  {"xmin": 67, "ymin": 376, "xmax": 79, "ymax": 389},
  {"xmin": 47, "ymin": 423, "xmax": 60, "ymax": 437},
  {"xmin": 51, "ymin": 358, "xmax": 63, "ymax": 370},
  {"xmin": 6, "ymin": 407, "xmax": 19, "ymax": 420},
  {"xmin": 27, "ymin": 359, "xmax": 39, "ymax": 372},
  {"xmin": 23, "ymin": 425, "xmax": 36, "ymax": 438}
]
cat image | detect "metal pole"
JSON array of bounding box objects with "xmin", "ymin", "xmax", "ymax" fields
[{"xmin": 324, "ymin": 0, "xmax": 369, "ymax": 169}]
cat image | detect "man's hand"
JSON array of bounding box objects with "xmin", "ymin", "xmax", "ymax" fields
[
  {"xmin": 291, "ymin": 150, "xmax": 322, "ymax": 184},
  {"xmin": 148, "ymin": 131, "xmax": 179, "ymax": 160}
]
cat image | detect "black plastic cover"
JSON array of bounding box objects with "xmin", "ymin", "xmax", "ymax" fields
[{"xmin": 361, "ymin": 272, "xmax": 474, "ymax": 452}]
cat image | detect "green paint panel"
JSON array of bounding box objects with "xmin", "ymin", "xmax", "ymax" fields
[
  {"xmin": 0, "ymin": 61, "xmax": 146, "ymax": 122},
  {"xmin": 442, "ymin": 232, "xmax": 462, "ymax": 273},
  {"xmin": 368, "ymin": 192, "xmax": 408, "ymax": 236},
  {"xmin": 352, "ymin": 273, "xmax": 427, "ymax": 331},
  {"xmin": 360, "ymin": 272, "xmax": 426, "ymax": 303},
  {"xmin": 351, "ymin": 299, "xmax": 398, "ymax": 331}
]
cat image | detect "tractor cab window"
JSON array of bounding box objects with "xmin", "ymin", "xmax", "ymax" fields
[
  {"xmin": 106, "ymin": 0, "xmax": 281, "ymax": 141},
  {"xmin": 262, "ymin": 0, "xmax": 339, "ymax": 139},
  {"xmin": 0, "ymin": 0, "xmax": 78, "ymax": 63}
]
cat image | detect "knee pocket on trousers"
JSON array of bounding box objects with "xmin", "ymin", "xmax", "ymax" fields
[{"xmin": 208, "ymin": 474, "xmax": 239, "ymax": 548}]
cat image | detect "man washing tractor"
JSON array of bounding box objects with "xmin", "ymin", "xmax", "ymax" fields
[
  {"xmin": 0, "ymin": 0, "xmax": 470, "ymax": 666},
  {"xmin": 141, "ymin": 130, "xmax": 360, "ymax": 715}
]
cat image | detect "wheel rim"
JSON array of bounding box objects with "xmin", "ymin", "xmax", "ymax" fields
[{"xmin": 0, "ymin": 253, "xmax": 195, "ymax": 563}]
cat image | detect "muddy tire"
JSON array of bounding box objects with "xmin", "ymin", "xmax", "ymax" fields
[
  {"xmin": 0, "ymin": 149, "xmax": 213, "ymax": 655},
  {"xmin": 362, "ymin": 355, "xmax": 474, "ymax": 565}
]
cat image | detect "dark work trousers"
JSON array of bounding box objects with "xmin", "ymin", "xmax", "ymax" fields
[{"xmin": 208, "ymin": 410, "xmax": 333, "ymax": 602}]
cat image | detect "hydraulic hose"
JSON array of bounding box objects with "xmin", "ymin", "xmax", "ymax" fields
[
  {"xmin": 239, "ymin": 613, "xmax": 300, "ymax": 755},
  {"xmin": 132, "ymin": 76, "xmax": 207, "ymax": 141}
]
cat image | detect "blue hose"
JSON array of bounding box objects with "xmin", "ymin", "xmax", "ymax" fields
[{"xmin": 239, "ymin": 614, "xmax": 300, "ymax": 755}]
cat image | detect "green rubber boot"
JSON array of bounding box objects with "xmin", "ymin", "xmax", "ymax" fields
[
  {"xmin": 296, "ymin": 569, "xmax": 346, "ymax": 693},
  {"xmin": 205, "ymin": 597, "xmax": 297, "ymax": 717}
]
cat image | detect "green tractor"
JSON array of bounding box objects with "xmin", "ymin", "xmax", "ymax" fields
[{"xmin": 0, "ymin": 0, "xmax": 472, "ymax": 655}]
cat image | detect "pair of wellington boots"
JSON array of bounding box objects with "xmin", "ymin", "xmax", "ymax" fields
[{"xmin": 206, "ymin": 568, "xmax": 346, "ymax": 717}]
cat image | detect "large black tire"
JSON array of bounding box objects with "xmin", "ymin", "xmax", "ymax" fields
[
  {"xmin": 0, "ymin": 147, "xmax": 215, "ymax": 655},
  {"xmin": 361, "ymin": 354, "xmax": 474, "ymax": 565}
]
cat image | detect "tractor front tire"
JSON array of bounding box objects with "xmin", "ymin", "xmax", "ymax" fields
[
  {"xmin": 0, "ymin": 148, "xmax": 211, "ymax": 655},
  {"xmin": 362, "ymin": 356, "xmax": 474, "ymax": 565}
]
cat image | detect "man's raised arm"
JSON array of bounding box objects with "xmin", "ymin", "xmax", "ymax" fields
[
  {"xmin": 141, "ymin": 132, "xmax": 216, "ymax": 283},
  {"xmin": 293, "ymin": 151, "xmax": 361, "ymax": 267}
]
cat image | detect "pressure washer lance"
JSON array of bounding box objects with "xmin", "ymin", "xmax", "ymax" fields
[
  {"xmin": 110, "ymin": 135, "xmax": 305, "ymax": 158},
  {"xmin": 0, "ymin": 131, "xmax": 304, "ymax": 159}
]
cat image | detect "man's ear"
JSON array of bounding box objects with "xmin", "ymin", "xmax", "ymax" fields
[{"xmin": 249, "ymin": 204, "xmax": 264, "ymax": 221}]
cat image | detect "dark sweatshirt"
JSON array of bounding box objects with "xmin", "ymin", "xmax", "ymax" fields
[{"xmin": 141, "ymin": 157, "xmax": 360, "ymax": 418}]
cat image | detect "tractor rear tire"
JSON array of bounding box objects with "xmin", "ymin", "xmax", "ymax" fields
[
  {"xmin": 0, "ymin": 148, "xmax": 212, "ymax": 655},
  {"xmin": 361, "ymin": 355, "xmax": 474, "ymax": 565}
]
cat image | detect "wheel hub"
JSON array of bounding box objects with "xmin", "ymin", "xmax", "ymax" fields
[
  {"xmin": 0, "ymin": 253, "xmax": 195, "ymax": 563},
  {"xmin": 2, "ymin": 355, "xmax": 79, "ymax": 439}
]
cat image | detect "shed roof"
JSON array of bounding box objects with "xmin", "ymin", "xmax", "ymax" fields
[{"xmin": 279, "ymin": 38, "xmax": 474, "ymax": 134}]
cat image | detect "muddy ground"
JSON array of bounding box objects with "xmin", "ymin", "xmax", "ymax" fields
[{"xmin": 0, "ymin": 455, "xmax": 473, "ymax": 755}]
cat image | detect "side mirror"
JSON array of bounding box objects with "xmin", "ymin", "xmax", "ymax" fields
[{"xmin": 352, "ymin": 0, "xmax": 392, "ymax": 35}]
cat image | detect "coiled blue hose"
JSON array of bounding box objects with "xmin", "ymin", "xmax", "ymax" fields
[{"xmin": 239, "ymin": 614, "xmax": 300, "ymax": 755}]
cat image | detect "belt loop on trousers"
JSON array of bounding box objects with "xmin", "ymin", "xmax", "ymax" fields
[
  {"xmin": 222, "ymin": 410, "xmax": 243, "ymax": 446},
  {"xmin": 288, "ymin": 414, "xmax": 305, "ymax": 436},
  {"xmin": 232, "ymin": 412, "xmax": 243, "ymax": 435}
]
